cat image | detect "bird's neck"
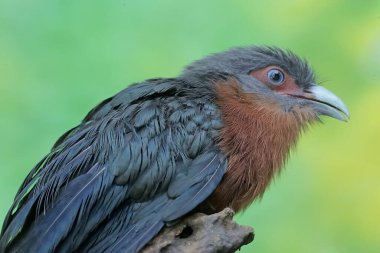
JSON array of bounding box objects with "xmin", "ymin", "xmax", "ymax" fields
[{"xmin": 207, "ymin": 80, "xmax": 313, "ymax": 212}]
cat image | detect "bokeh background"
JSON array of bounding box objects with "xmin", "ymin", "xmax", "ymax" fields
[{"xmin": 0, "ymin": 1, "xmax": 379, "ymax": 252}]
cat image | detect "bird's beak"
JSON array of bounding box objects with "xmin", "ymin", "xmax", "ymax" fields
[{"xmin": 301, "ymin": 85, "xmax": 350, "ymax": 122}]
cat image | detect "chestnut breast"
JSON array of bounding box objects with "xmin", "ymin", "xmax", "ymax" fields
[{"xmin": 199, "ymin": 79, "xmax": 314, "ymax": 213}]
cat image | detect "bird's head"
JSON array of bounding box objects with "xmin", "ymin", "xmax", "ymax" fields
[{"xmin": 182, "ymin": 46, "xmax": 349, "ymax": 122}]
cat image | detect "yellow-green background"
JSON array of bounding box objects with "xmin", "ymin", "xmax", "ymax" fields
[{"xmin": 0, "ymin": 1, "xmax": 379, "ymax": 252}]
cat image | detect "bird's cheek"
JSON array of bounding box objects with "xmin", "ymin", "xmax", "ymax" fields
[{"xmin": 273, "ymin": 77, "xmax": 302, "ymax": 97}]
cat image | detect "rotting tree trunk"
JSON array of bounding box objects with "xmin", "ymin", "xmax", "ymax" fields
[{"xmin": 142, "ymin": 208, "xmax": 254, "ymax": 253}]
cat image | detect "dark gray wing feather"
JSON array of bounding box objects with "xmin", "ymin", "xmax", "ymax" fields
[
  {"xmin": 76, "ymin": 152, "xmax": 226, "ymax": 253},
  {"xmin": 0, "ymin": 78, "xmax": 226, "ymax": 253}
]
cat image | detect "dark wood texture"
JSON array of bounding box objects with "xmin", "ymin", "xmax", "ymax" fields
[{"xmin": 142, "ymin": 208, "xmax": 254, "ymax": 253}]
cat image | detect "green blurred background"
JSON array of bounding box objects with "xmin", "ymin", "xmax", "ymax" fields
[{"xmin": 0, "ymin": 0, "xmax": 379, "ymax": 252}]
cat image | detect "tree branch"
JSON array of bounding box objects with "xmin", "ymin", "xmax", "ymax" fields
[{"xmin": 142, "ymin": 208, "xmax": 254, "ymax": 253}]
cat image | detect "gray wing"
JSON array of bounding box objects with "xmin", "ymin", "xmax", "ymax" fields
[{"xmin": 0, "ymin": 78, "xmax": 227, "ymax": 253}]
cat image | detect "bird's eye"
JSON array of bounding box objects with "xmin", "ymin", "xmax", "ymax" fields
[{"xmin": 267, "ymin": 68, "xmax": 285, "ymax": 85}]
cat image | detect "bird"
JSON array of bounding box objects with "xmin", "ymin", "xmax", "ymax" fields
[{"xmin": 0, "ymin": 46, "xmax": 349, "ymax": 253}]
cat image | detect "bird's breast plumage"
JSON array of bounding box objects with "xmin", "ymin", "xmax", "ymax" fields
[{"xmin": 201, "ymin": 79, "xmax": 315, "ymax": 212}]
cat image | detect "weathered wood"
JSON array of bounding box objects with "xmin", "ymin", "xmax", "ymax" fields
[{"xmin": 142, "ymin": 208, "xmax": 254, "ymax": 253}]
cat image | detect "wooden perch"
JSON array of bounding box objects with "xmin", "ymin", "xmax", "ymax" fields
[{"xmin": 142, "ymin": 208, "xmax": 254, "ymax": 253}]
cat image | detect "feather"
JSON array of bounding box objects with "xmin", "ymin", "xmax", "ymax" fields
[
  {"xmin": 164, "ymin": 153, "xmax": 227, "ymax": 221},
  {"xmin": 55, "ymin": 185, "xmax": 130, "ymax": 252},
  {"xmin": 2, "ymin": 77, "xmax": 226, "ymax": 253},
  {"xmin": 108, "ymin": 220, "xmax": 163, "ymax": 253},
  {"xmin": 10, "ymin": 165, "xmax": 111, "ymax": 253},
  {"xmin": 74, "ymin": 152, "xmax": 226, "ymax": 253}
]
